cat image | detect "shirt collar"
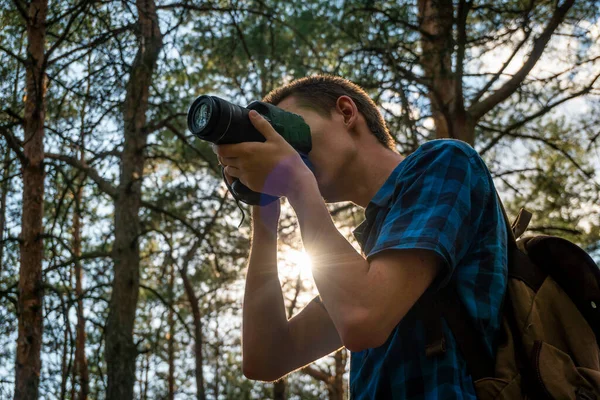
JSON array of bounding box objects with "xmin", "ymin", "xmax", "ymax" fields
[
  {"xmin": 367, "ymin": 159, "xmax": 406, "ymax": 208},
  {"xmin": 352, "ymin": 159, "xmax": 406, "ymax": 242}
]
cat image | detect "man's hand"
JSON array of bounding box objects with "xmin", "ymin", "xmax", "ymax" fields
[{"xmin": 214, "ymin": 110, "xmax": 313, "ymax": 199}]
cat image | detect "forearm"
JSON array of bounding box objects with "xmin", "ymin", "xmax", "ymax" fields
[
  {"xmin": 287, "ymin": 177, "xmax": 371, "ymax": 343},
  {"xmin": 242, "ymin": 205, "xmax": 289, "ymax": 378}
]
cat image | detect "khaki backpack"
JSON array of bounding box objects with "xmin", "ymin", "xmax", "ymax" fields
[{"xmin": 422, "ymin": 201, "xmax": 600, "ymax": 399}]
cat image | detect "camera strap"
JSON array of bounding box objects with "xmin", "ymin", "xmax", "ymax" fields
[{"xmin": 221, "ymin": 166, "xmax": 246, "ymax": 228}]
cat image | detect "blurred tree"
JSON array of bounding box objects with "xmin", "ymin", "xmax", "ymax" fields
[
  {"xmin": 0, "ymin": 0, "xmax": 598, "ymax": 399},
  {"xmin": 104, "ymin": 0, "xmax": 163, "ymax": 396},
  {"xmin": 12, "ymin": 0, "xmax": 49, "ymax": 398},
  {"xmin": 322, "ymin": 0, "xmax": 600, "ymax": 248}
]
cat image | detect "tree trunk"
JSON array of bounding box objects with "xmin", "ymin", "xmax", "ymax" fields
[
  {"xmin": 418, "ymin": 0, "xmax": 475, "ymax": 144},
  {"xmin": 179, "ymin": 195, "xmax": 224, "ymax": 400},
  {"xmin": 14, "ymin": 0, "xmax": 48, "ymax": 398},
  {"xmin": 180, "ymin": 255, "xmax": 207, "ymax": 400},
  {"xmin": 3, "ymin": 25, "xmax": 24, "ymax": 280},
  {"xmin": 272, "ymin": 273, "xmax": 303, "ymax": 400},
  {"xmin": 214, "ymin": 310, "xmax": 220, "ymax": 399},
  {"xmin": 142, "ymin": 351, "xmax": 150, "ymax": 400},
  {"xmin": 0, "ymin": 149, "xmax": 10, "ymax": 277},
  {"xmin": 105, "ymin": 0, "xmax": 163, "ymax": 398},
  {"xmin": 168, "ymin": 263, "xmax": 175, "ymax": 400},
  {"xmin": 273, "ymin": 380, "xmax": 287, "ymax": 400},
  {"xmin": 73, "ymin": 136, "xmax": 89, "ymax": 400},
  {"xmin": 302, "ymin": 348, "xmax": 348, "ymax": 399},
  {"xmin": 331, "ymin": 349, "xmax": 347, "ymax": 400},
  {"xmin": 59, "ymin": 314, "xmax": 70, "ymax": 400}
]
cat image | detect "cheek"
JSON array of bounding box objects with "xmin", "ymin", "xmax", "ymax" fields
[
  {"xmin": 307, "ymin": 142, "xmax": 338, "ymax": 187},
  {"xmin": 306, "ymin": 124, "xmax": 348, "ymax": 185},
  {"xmin": 307, "ymin": 149, "xmax": 326, "ymax": 181}
]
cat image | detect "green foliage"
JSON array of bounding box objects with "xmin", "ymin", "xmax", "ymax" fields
[{"xmin": 0, "ymin": 0, "xmax": 599, "ymax": 398}]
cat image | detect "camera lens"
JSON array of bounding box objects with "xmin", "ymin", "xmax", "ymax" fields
[
  {"xmin": 188, "ymin": 95, "xmax": 218, "ymax": 137},
  {"xmin": 187, "ymin": 95, "xmax": 264, "ymax": 144},
  {"xmin": 193, "ymin": 103, "xmax": 211, "ymax": 131}
]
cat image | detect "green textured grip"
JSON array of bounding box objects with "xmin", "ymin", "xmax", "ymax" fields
[{"xmin": 246, "ymin": 101, "xmax": 312, "ymax": 154}]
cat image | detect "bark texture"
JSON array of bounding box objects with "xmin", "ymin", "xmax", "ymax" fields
[
  {"xmin": 15, "ymin": 0, "xmax": 48, "ymax": 398},
  {"xmin": 179, "ymin": 194, "xmax": 225, "ymax": 400},
  {"xmin": 417, "ymin": 0, "xmax": 576, "ymax": 145},
  {"xmin": 105, "ymin": 0, "xmax": 163, "ymax": 398},
  {"xmin": 417, "ymin": 0, "xmax": 473, "ymax": 143},
  {"xmin": 273, "ymin": 380, "xmax": 286, "ymax": 400},
  {"xmin": 0, "ymin": 149, "xmax": 10, "ymax": 276},
  {"xmin": 181, "ymin": 258, "xmax": 207, "ymax": 400},
  {"xmin": 73, "ymin": 138, "xmax": 89, "ymax": 400},
  {"xmin": 302, "ymin": 349, "xmax": 348, "ymax": 400},
  {"xmin": 168, "ymin": 263, "xmax": 175, "ymax": 400}
]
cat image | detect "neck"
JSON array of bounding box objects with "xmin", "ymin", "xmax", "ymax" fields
[{"xmin": 342, "ymin": 145, "xmax": 405, "ymax": 208}]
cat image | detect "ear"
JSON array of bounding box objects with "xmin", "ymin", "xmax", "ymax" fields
[{"xmin": 335, "ymin": 95, "xmax": 358, "ymax": 129}]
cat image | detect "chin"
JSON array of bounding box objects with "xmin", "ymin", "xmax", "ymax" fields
[
  {"xmin": 320, "ymin": 187, "xmax": 341, "ymax": 204},
  {"xmin": 316, "ymin": 175, "xmax": 342, "ymax": 203}
]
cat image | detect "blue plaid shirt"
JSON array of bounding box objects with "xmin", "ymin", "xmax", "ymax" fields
[{"xmin": 349, "ymin": 139, "xmax": 508, "ymax": 399}]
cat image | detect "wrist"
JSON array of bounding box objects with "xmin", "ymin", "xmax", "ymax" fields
[
  {"xmin": 286, "ymin": 172, "xmax": 319, "ymax": 207},
  {"xmin": 251, "ymin": 201, "xmax": 280, "ymax": 234}
]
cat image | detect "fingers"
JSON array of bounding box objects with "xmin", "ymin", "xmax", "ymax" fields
[
  {"xmin": 218, "ymin": 155, "xmax": 239, "ymax": 168},
  {"xmin": 222, "ymin": 167, "xmax": 235, "ymax": 186},
  {"xmin": 249, "ymin": 110, "xmax": 280, "ymax": 141},
  {"xmin": 214, "ymin": 142, "xmax": 256, "ymax": 158},
  {"xmin": 224, "ymin": 165, "xmax": 241, "ymax": 179}
]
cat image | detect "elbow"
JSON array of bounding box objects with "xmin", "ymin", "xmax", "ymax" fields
[
  {"xmin": 242, "ymin": 361, "xmax": 260, "ymax": 380},
  {"xmin": 242, "ymin": 365, "xmax": 266, "ymax": 381},
  {"xmin": 340, "ymin": 311, "xmax": 391, "ymax": 353},
  {"xmin": 242, "ymin": 358, "xmax": 284, "ymax": 382},
  {"xmin": 342, "ymin": 331, "xmax": 388, "ymax": 353},
  {"xmin": 242, "ymin": 366, "xmax": 283, "ymax": 382}
]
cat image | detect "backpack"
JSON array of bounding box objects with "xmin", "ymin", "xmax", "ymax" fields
[{"xmin": 421, "ymin": 195, "xmax": 600, "ymax": 399}]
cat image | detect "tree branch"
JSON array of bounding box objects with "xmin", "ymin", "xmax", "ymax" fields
[
  {"xmin": 491, "ymin": 167, "xmax": 543, "ymax": 178},
  {"xmin": 10, "ymin": 0, "xmax": 29, "ymax": 22},
  {"xmin": 503, "ymin": 131, "xmax": 598, "ymax": 187},
  {"xmin": 345, "ymin": 6, "xmax": 433, "ymax": 38},
  {"xmin": 469, "ymin": 0, "xmax": 576, "ymax": 119},
  {"xmin": 43, "ymin": 251, "xmax": 111, "ymax": 275},
  {"xmin": 478, "ymin": 72, "xmax": 600, "ymax": 156},
  {"xmin": 47, "ymin": 23, "xmax": 134, "ymax": 66},
  {"xmin": 507, "ymin": 74, "xmax": 600, "ymax": 132},
  {"xmin": 454, "ymin": 0, "xmax": 471, "ymax": 109},
  {"xmin": 143, "ymin": 113, "xmax": 186, "ymax": 135},
  {"xmin": 45, "ymin": 152, "xmax": 214, "ymax": 239},
  {"xmin": 46, "ymin": 0, "xmax": 94, "ymax": 60},
  {"xmin": 45, "ymin": 152, "xmax": 118, "ymax": 197},
  {"xmin": 527, "ymin": 225, "xmax": 582, "ymax": 235},
  {"xmin": 470, "ymin": 29, "xmax": 532, "ymax": 106},
  {"xmin": 302, "ymin": 365, "xmax": 331, "ymax": 383},
  {"xmin": 140, "ymin": 199, "xmax": 207, "ymax": 239},
  {"xmin": 0, "ymin": 125, "xmax": 27, "ymax": 164},
  {"xmin": 0, "ymin": 44, "xmax": 26, "ymax": 65},
  {"xmin": 139, "ymin": 284, "xmax": 193, "ymax": 340},
  {"xmin": 165, "ymin": 123, "xmax": 218, "ymax": 172}
]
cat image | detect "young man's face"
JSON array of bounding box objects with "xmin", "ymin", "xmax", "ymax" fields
[{"xmin": 276, "ymin": 95, "xmax": 357, "ymax": 203}]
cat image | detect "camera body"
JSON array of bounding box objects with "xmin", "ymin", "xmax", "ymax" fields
[{"xmin": 187, "ymin": 95, "xmax": 314, "ymax": 205}]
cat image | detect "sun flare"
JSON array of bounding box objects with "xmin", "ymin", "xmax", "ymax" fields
[{"xmin": 278, "ymin": 248, "xmax": 314, "ymax": 281}]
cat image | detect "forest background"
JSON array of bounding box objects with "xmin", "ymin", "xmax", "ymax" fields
[{"xmin": 1, "ymin": 0, "xmax": 599, "ymax": 399}]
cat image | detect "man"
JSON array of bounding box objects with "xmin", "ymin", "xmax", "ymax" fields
[{"xmin": 215, "ymin": 75, "xmax": 507, "ymax": 399}]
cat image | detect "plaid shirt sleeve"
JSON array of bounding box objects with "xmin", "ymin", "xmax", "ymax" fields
[{"xmin": 366, "ymin": 141, "xmax": 491, "ymax": 291}]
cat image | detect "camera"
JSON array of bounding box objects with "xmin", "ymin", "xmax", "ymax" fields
[{"xmin": 187, "ymin": 95, "xmax": 314, "ymax": 206}]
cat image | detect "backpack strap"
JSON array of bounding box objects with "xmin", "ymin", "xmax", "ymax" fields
[{"xmin": 511, "ymin": 207, "xmax": 532, "ymax": 240}]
